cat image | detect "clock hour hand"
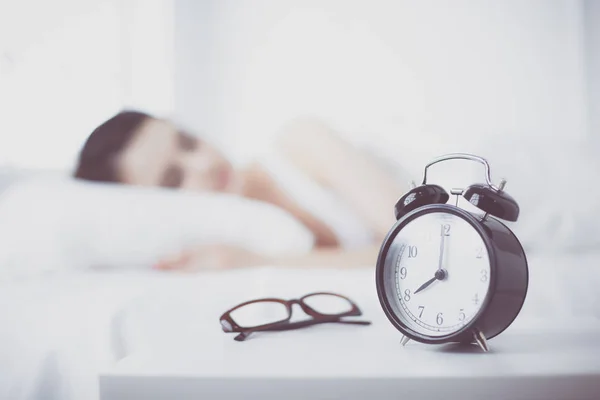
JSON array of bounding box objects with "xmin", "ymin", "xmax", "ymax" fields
[
  {"xmin": 414, "ymin": 269, "xmax": 447, "ymax": 294},
  {"xmin": 414, "ymin": 276, "xmax": 437, "ymax": 294}
]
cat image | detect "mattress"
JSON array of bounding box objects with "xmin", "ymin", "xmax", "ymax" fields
[{"xmin": 0, "ymin": 250, "xmax": 599, "ymax": 400}]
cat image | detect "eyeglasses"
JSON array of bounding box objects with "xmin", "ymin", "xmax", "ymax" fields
[{"xmin": 219, "ymin": 292, "xmax": 372, "ymax": 341}]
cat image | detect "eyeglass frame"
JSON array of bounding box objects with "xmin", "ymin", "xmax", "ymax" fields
[{"xmin": 219, "ymin": 291, "xmax": 372, "ymax": 341}]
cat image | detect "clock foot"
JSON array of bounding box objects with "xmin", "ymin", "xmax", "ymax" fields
[
  {"xmin": 400, "ymin": 335, "xmax": 411, "ymax": 346},
  {"xmin": 473, "ymin": 329, "xmax": 489, "ymax": 352}
]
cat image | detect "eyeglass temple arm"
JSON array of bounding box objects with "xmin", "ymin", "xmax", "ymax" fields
[
  {"xmin": 244, "ymin": 317, "xmax": 372, "ymax": 335},
  {"xmin": 233, "ymin": 318, "xmax": 371, "ymax": 341},
  {"xmin": 273, "ymin": 318, "xmax": 371, "ymax": 331}
]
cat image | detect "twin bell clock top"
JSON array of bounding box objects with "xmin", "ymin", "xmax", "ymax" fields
[{"xmin": 375, "ymin": 153, "xmax": 528, "ymax": 352}]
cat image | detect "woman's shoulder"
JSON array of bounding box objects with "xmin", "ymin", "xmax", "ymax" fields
[{"xmin": 255, "ymin": 152, "xmax": 375, "ymax": 249}]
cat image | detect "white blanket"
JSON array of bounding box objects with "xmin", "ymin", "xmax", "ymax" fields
[{"xmin": 0, "ymin": 251, "xmax": 599, "ymax": 400}]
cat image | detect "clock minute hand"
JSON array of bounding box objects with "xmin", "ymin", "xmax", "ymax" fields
[
  {"xmin": 438, "ymin": 224, "xmax": 446, "ymax": 271},
  {"xmin": 414, "ymin": 225, "xmax": 449, "ymax": 295}
]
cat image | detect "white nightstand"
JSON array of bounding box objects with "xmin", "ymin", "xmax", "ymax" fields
[{"xmin": 100, "ymin": 317, "xmax": 600, "ymax": 400}]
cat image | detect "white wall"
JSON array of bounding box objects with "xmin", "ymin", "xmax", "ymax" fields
[
  {"xmin": 172, "ymin": 0, "xmax": 220, "ymax": 138},
  {"xmin": 1, "ymin": 1, "xmax": 592, "ymax": 171},
  {"xmin": 173, "ymin": 0, "xmax": 589, "ymax": 163}
]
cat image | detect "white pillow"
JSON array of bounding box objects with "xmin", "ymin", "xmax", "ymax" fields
[
  {"xmin": 0, "ymin": 177, "xmax": 315, "ymax": 276},
  {"xmin": 361, "ymin": 131, "xmax": 600, "ymax": 254},
  {"xmin": 474, "ymin": 136, "xmax": 600, "ymax": 254}
]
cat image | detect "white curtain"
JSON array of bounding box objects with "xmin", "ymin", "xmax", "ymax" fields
[{"xmin": 0, "ymin": 0, "xmax": 174, "ymax": 172}]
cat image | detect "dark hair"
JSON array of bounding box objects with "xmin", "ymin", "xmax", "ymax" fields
[{"xmin": 74, "ymin": 110, "xmax": 152, "ymax": 182}]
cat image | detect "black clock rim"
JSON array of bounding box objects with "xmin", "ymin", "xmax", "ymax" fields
[
  {"xmin": 480, "ymin": 216, "xmax": 529, "ymax": 342},
  {"xmin": 375, "ymin": 204, "xmax": 497, "ymax": 344}
]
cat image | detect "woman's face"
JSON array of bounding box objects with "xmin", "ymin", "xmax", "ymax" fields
[{"xmin": 118, "ymin": 118, "xmax": 239, "ymax": 193}]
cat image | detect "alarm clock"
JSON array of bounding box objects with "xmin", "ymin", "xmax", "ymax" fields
[{"xmin": 375, "ymin": 153, "xmax": 528, "ymax": 352}]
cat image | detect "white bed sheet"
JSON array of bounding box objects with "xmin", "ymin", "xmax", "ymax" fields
[
  {"xmin": 0, "ymin": 251, "xmax": 599, "ymax": 400},
  {"xmin": 0, "ymin": 271, "xmax": 167, "ymax": 400}
]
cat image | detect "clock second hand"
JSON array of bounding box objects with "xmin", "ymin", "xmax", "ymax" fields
[{"xmin": 415, "ymin": 224, "xmax": 448, "ymax": 294}]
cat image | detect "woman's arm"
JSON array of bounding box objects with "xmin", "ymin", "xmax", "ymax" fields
[
  {"xmin": 154, "ymin": 244, "xmax": 380, "ymax": 271},
  {"xmin": 240, "ymin": 162, "xmax": 340, "ymax": 248},
  {"xmin": 269, "ymin": 244, "xmax": 380, "ymax": 268},
  {"xmin": 274, "ymin": 117, "xmax": 410, "ymax": 241}
]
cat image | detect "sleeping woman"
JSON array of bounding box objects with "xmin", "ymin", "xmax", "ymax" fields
[{"xmin": 74, "ymin": 111, "xmax": 410, "ymax": 270}]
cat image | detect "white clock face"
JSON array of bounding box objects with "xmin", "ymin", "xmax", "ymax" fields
[{"xmin": 392, "ymin": 211, "xmax": 491, "ymax": 337}]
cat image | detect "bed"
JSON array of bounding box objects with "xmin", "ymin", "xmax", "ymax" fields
[
  {"xmin": 0, "ymin": 140, "xmax": 599, "ymax": 400},
  {"xmin": 0, "ymin": 249, "xmax": 599, "ymax": 400}
]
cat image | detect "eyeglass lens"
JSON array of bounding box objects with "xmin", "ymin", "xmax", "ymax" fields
[
  {"xmin": 229, "ymin": 300, "xmax": 289, "ymax": 328},
  {"xmin": 302, "ymin": 294, "xmax": 354, "ymax": 315},
  {"xmin": 228, "ymin": 294, "xmax": 355, "ymax": 329}
]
